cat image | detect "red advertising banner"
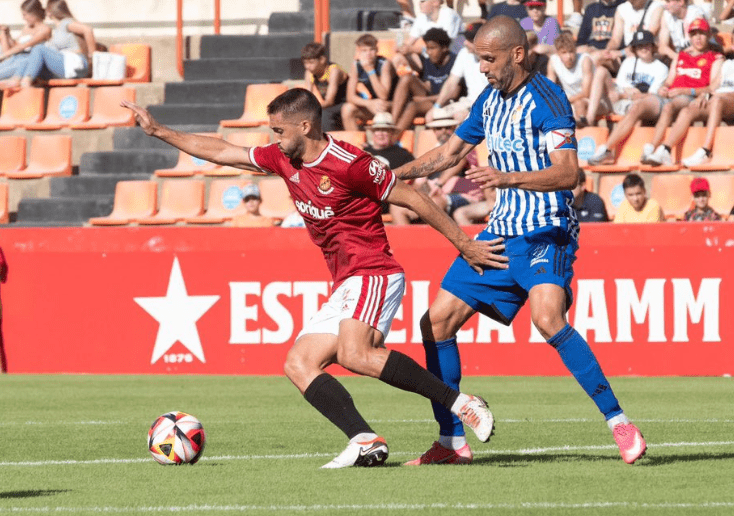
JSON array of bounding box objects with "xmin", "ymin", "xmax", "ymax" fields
[{"xmin": 1, "ymin": 223, "xmax": 731, "ymax": 375}]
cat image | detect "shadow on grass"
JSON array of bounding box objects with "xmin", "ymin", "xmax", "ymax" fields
[
  {"xmin": 642, "ymin": 451, "xmax": 734, "ymax": 466},
  {"xmin": 0, "ymin": 490, "xmax": 70, "ymax": 499},
  {"xmin": 471, "ymin": 453, "xmax": 619, "ymax": 466}
]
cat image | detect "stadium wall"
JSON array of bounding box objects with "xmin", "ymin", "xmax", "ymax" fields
[{"xmin": 1, "ymin": 223, "xmax": 731, "ymax": 376}]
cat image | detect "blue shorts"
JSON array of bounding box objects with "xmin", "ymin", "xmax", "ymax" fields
[{"xmin": 441, "ymin": 226, "xmax": 577, "ymax": 325}]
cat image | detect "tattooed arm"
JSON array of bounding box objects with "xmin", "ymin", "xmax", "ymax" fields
[{"xmin": 393, "ymin": 133, "xmax": 477, "ymax": 180}]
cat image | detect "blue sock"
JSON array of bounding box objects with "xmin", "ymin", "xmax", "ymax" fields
[
  {"xmin": 548, "ymin": 324, "xmax": 623, "ymax": 420},
  {"xmin": 423, "ymin": 338, "xmax": 465, "ymax": 436}
]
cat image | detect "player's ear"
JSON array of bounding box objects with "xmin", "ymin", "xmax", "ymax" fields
[{"xmin": 512, "ymin": 44, "xmax": 525, "ymax": 65}]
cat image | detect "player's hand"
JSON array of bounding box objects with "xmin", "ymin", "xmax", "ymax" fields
[
  {"xmin": 121, "ymin": 100, "xmax": 159, "ymax": 136},
  {"xmin": 460, "ymin": 236, "xmax": 508, "ymax": 274},
  {"xmin": 466, "ymin": 166, "xmax": 512, "ymax": 189}
]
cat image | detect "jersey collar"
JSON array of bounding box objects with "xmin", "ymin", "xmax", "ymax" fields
[
  {"xmin": 303, "ymin": 134, "xmax": 332, "ymax": 168},
  {"xmin": 502, "ymin": 70, "xmax": 535, "ymax": 99}
]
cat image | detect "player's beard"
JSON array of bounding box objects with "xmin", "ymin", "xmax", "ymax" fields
[{"xmin": 490, "ymin": 59, "xmax": 515, "ymax": 93}]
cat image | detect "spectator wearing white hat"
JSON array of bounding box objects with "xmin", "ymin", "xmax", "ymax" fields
[{"xmin": 364, "ymin": 112, "xmax": 415, "ymax": 169}]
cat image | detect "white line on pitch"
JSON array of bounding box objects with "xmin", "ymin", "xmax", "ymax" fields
[
  {"xmin": 2, "ymin": 502, "xmax": 734, "ymax": 512},
  {"xmin": 0, "ymin": 440, "xmax": 731, "ymax": 468}
]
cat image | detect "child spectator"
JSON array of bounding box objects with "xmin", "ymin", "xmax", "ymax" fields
[
  {"xmin": 657, "ymin": 0, "xmax": 710, "ymax": 63},
  {"xmin": 231, "ymin": 184, "xmax": 274, "ymax": 227},
  {"xmin": 0, "ymin": 0, "xmax": 95, "ymax": 89},
  {"xmin": 575, "ymin": 0, "xmax": 624, "ymax": 65},
  {"xmin": 519, "ymin": 0, "xmax": 561, "ymax": 55},
  {"xmin": 681, "ymin": 57, "xmax": 734, "ymax": 166},
  {"xmin": 0, "ymin": 0, "xmax": 51, "ymax": 80},
  {"xmin": 546, "ymin": 32, "xmax": 594, "ymax": 127},
  {"xmin": 613, "ymin": 173, "xmax": 665, "ymax": 223},
  {"xmin": 485, "ymin": 0, "xmax": 528, "ymax": 22},
  {"xmin": 585, "ymin": 30, "xmax": 668, "ymax": 125},
  {"xmin": 341, "ymin": 34, "xmax": 398, "ymax": 131},
  {"xmin": 683, "ymin": 177, "xmax": 721, "ymax": 221},
  {"xmin": 394, "ymin": 0, "xmax": 462, "ymax": 70},
  {"xmin": 642, "ymin": 18, "xmax": 723, "ymax": 166},
  {"xmin": 391, "ymin": 28, "xmax": 457, "ymax": 132},
  {"xmin": 301, "ymin": 43, "xmax": 348, "ymax": 132},
  {"xmin": 572, "ymin": 168, "xmax": 609, "ymax": 222}
]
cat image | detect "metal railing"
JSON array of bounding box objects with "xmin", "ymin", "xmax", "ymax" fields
[{"xmin": 176, "ymin": 0, "xmax": 222, "ymax": 78}]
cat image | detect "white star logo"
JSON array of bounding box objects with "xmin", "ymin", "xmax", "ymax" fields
[{"xmin": 134, "ymin": 257, "xmax": 220, "ymax": 364}]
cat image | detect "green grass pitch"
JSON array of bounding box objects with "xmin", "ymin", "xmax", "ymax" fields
[{"xmin": 0, "ymin": 375, "xmax": 732, "ymax": 515}]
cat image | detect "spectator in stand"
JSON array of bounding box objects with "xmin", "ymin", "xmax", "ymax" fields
[
  {"xmin": 485, "ymin": 0, "xmax": 528, "ymax": 22},
  {"xmin": 657, "ymin": 0, "xmax": 710, "ymax": 63},
  {"xmin": 520, "ymin": 0, "xmax": 561, "ymax": 55},
  {"xmin": 614, "ymin": 173, "xmax": 665, "ymax": 223},
  {"xmin": 681, "ymin": 57, "xmax": 734, "ymax": 166},
  {"xmin": 683, "ymin": 177, "xmax": 721, "ymax": 221},
  {"xmin": 396, "ymin": 0, "xmax": 416, "ymax": 22},
  {"xmin": 364, "ymin": 112, "xmax": 415, "ymax": 169},
  {"xmin": 642, "ymin": 18, "xmax": 723, "ymax": 166},
  {"xmin": 429, "ymin": 21, "xmax": 488, "ymax": 125},
  {"xmin": 0, "ymin": 0, "xmax": 51, "ymax": 80},
  {"xmin": 301, "ymin": 43, "xmax": 348, "ymax": 132},
  {"xmin": 572, "ymin": 168, "xmax": 609, "ymax": 222},
  {"xmin": 566, "ymin": 0, "xmax": 585, "ymax": 29},
  {"xmin": 600, "ymin": 0, "xmax": 665, "ymax": 73},
  {"xmin": 575, "ymin": 0, "xmax": 624, "ymax": 65},
  {"xmin": 585, "ymin": 30, "xmax": 668, "ymax": 125},
  {"xmin": 0, "ymin": 0, "xmax": 95, "ymax": 90},
  {"xmin": 394, "ymin": 0, "xmax": 462, "ymax": 71},
  {"xmin": 391, "ymin": 28, "xmax": 457, "ymax": 132},
  {"xmin": 446, "ymin": 0, "xmax": 489, "ymax": 18},
  {"xmin": 546, "ymin": 32, "xmax": 594, "ymax": 127},
  {"xmin": 231, "ymin": 184, "xmax": 275, "ymax": 227},
  {"xmin": 341, "ymin": 34, "xmax": 398, "ymax": 131},
  {"xmin": 525, "ymin": 30, "xmax": 550, "ymax": 75}
]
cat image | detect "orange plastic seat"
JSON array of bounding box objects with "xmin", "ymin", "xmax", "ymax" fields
[
  {"xmin": 704, "ymin": 174, "xmax": 734, "ymax": 216},
  {"xmin": 89, "ymin": 181, "xmax": 157, "ymax": 226},
  {"xmin": 84, "ymin": 43, "xmax": 152, "ymax": 85},
  {"xmin": 0, "ymin": 87, "xmax": 45, "ymax": 130},
  {"xmin": 6, "ymin": 134, "xmax": 72, "ymax": 179},
  {"xmin": 329, "ymin": 130, "xmax": 366, "ymax": 148},
  {"xmin": 258, "ymin": 177, "xmax": 295, "ymax": 219},
  {"xmin": 25, "ymin": 86, "xmax": 90, "ymax": 130},
  {"xmin": 597, "ymin": 174, "xmax": 627, "ymax": 220},
  {"xmin": 377, "ymin": 39, "xmax": 397, "ymax": 60},
  {"xmin": 576, "ymin": 127, "xmax": 609, "ymax": 167},
  {"xmin": 204, "ymin": 132, "xmax": 270, "ymax": 177},
  {"xmin": 689, "ymin": 126, "xmax": 734, "ymax": 172},
  {"xmin": 0, "ymin": 135, "xmax": 26, "ymax": 176},
  {"xmin": 415, "ymin": 128, "xmax": 439, "ymax": 157},
  {"xmin": 650, "ymin": 174, "xmax": 695, "ymax": 220},
  {"xmin": 220, "ymin": 83, "xmax": 288, "ymax": 128},
  {"xmin": 0, "ymin": 183, "xmax": 8, "ymax": 224},
  {"xmin": 585, "ymin": 127, "xmax": 655, "ymax": 173},
  {"xmin": 397, "ymin": 130, "xmax": 414, "ymax": 153},
  {"xmin": 154, "ymin": 133, "xmax": 223, "ymax": 177},
  {"xmin": 185, "ymin": 179, "xmax": 253, "ymax": 224},
  {"xmin": 138, "ymin": 180, "xmax": 206, "ymax": 225},
  {"xmin": 70, "ymin": 86, "xmax": 135, "ymax": 129}
]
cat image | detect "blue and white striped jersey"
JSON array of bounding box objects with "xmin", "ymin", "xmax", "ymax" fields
[{"xmin": 455, "ymin": 72, "xmax": 579, "ymax": 240}]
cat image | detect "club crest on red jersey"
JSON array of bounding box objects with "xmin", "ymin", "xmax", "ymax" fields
[{"xmin": 319, "ymin": 175, "xmax": 334, "ymax": 195}]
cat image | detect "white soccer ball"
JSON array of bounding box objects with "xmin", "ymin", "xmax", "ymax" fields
[{"xmin": 148, "ymin": 411, "xmax": 206, "ymax": 465}]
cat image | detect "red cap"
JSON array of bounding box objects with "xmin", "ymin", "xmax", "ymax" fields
[
  {"xmin": 523, "ymin": 0, "xmax": 546, "ymax": 5},
  {"xmin": 688, "ymin": 18, "xmax": 710, "ymax": 34},
  {"xmin": 690, "ymin": 177, "xmax": 710, "ymax": 194}
]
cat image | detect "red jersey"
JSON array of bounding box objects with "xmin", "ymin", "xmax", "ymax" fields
[
  {"xmin": 249, "ymin": 135, "xmax": 404, "ymax": 288},
  {"xmin": 671, "ymin": 50, "xmax": 721, "ymax": 89}
]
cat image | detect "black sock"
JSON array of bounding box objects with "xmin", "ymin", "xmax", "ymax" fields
[
  {"xmin": 703, "ymin": 147, "xmax": 712, "ymax": 156},
  {"xmin": 378, "ymin": 351, "xmax": 459, "ymax": 410},
  {"xmin": 663, "ymin": 145, "xmax": 671, "ymax": 153},
  {"xmin": 303, "ymin": 373, "xmax": 373, "ymax": 439}
]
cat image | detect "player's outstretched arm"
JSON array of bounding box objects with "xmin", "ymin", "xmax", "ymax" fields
[
  {"xmin": 393, "ymin": 133, "xmax": 474, "ymax": 181},
  {"xmin": 466, "ymin": 149, "xmax": 578, "ymax": 192},
  {"xmin": 121, "ymin": 100, "xmax": 254, "ymax": 169},
  {"xmin": 387, "ymin": 180, "xmax": 508, "ymax": 273}
]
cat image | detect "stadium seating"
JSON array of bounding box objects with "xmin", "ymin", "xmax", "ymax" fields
[
  {"xmin": 6, "ymin": 135, "xmax": 72, "ymax": 179},
  {"xmin": 650, "ymin": 174, "xmax": 695, "ymax": 220},
  {"xmin": 0, "ymin": 136, "xmax": 26, "ymax": 176},
  {"xmin": 84, "ymin": 43, "xmax": 152, "ymax": 85},
  {"xmin": 576, "ymin": 127, "xmax": 609, "ymax": 168},
  {"xmin": 377, "ymin": 38, "xmax": 397, "ymax": 60},
  {"xmin": 597, "ymin": 174, "xmax": 626, "ymax": 220},
  {"xmin": 398, "ymin": 130, "xmax": 414, "ymax": 153},
  {"xmin": 70, "ymin": 87, "xmax": 136, "ymax": 129},
  {"xmin": 329, "ymin": 130, "xmax": 367, "ymax": 147},
  {"xmin": 257, "ymin": 177, "xmax": 296, "ymax": 219},
  {"xmin": 24, "ymin": 86, "xmax": 91, "ymax": 130},
  {"xmin": 0, "ymin": 87, "xmax": 45, "ymax": 130},
  {"xmin": 89, "ymin": 181, "xmax": 158, "ymax": 225},
  {"xmin": 585, "ymin": 127, "xmax": 656, "ymax": 173},
  {"xmin": 415, "ymin": 128, "xmax": 439, "ymax": 157},
  {"xmin": 0, "ymin": 183, "xmax": 8, "ymax": 224},
  {"xmin": 688, "ymin": 126, "xmax": 734, "ymax": 172},
  {"xmin": 219, "ymin": 83, "xmax": 289, "ymax": 128},
  {"xmin": 154, "ymin": 133, "xmax": 223, "ymax": 177},
  {"xmin": 137, "ymin": 180, "xmax": 206, "ymax": 225},
  {"xmin": 204, "ymin": 132, "xmax": 270, "ymax": 177},
  {"xmin": 184, "ymin": 179, "xmax": 253, "ymax": 224},
  {"xmin": 705, "ymin": 174, "xmax": 734, "ymax": 216}
]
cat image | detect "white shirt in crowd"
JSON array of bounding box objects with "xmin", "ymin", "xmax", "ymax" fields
[
  {"xmin": 716, "ymin": 59, "xmax": 734, "ymax": 94},
  {"xmin": 662, "ymin": 4, "xmax": 708, "ymax": 52},
  {"xmin": 409, "ymin": 6, "xmax": 463, "ymax": 39},
  {"xmin": 617, "ymin": 0, "xmax": 666, "ymax": 47},
  {"xmin": 548, "ymin": 52, "xmax": 593, "ymax": 97},
  {"xmin": 449, "ymin": 47, "xmax": 488, "ymax": 103},
  {"xmin": 615, "ymin": 56, "xmax": 669, "ymax": 94}
]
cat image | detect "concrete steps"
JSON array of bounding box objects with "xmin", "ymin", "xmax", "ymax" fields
[
  {"xmin": 17, "ymin": 196, "xmax": 114, "ymax": 224},
  {"xmin": 49, "ymin": 174, "xmax": 152, "ymax": 198}
]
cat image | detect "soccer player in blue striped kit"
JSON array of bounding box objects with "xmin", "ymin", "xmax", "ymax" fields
[{"xmin": 395, "ymin": 15, "xmax": 647, "ymax": 466}]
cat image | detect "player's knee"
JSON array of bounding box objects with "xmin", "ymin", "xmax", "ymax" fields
[
  {"xmin": 283, "ymin": 347, "xmax": 307, "ymax": 382},
  {"xmin": 532, "ymin": 312, "xmax": 565, "ymax": 341},
  {"xmin": 419, "ymin": 310, "xmax": 450, "ymax": 341}
]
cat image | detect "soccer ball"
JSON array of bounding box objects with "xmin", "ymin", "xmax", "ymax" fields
[{"xmin": 148, "ymin": 411, "xmax": 206, "ymax": 465}]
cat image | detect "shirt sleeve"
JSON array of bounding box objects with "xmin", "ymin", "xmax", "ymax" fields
[
  {"xmin": 348, "ymin": 154, "xmax": 397, "ymax": 202},
  {"xmin": 449, "ymin": 48, "xmax": 467, "ymax": 78},
  {"xmin": 248, "ymin": 144, "xmax": 281, "ymax": 177},
  {"xmin": 648, "ymin": 61, "xmax": 669, "ymax": 95},
  {"xmin": 536, "ymin": 80, "xmax": 577, "ymax": 152}
]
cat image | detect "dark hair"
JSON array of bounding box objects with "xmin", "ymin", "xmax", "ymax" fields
[
  {"xmin": 46, "ymin": 0, "xmax": 74, "ymax": 19},
  {"xmin": 623, "ymin": 173, "xmax": 645, "ymax": 190},
  {"xmin": 355, "ymin": 34, "xmax": 378, "ymax": 48},
  {"xmin": 423, "ymin": 28, "xmax": 451, "ymax": 48},
  {"xmin": 301, "ymin": 42, "xmax": 327, "ymax": 61},
  {"xmin": 21, "ymin": 0, "xmax": 45, "ymax": 20},
  {"xmin": 577, "ymin": 168, "xmax": 586, "ymax": 185},
  {"xmin": 267, "ymin": 88, "xmax": 322, "ymax": 125}
]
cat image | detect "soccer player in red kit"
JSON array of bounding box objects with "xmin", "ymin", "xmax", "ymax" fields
[{"xmin": 122, "ymin": 89, "xmax": 505, "ymax": 469}]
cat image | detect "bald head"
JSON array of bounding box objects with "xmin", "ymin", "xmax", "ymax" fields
[{"xmin": 476, "ymin": 15, "xmax": 528, "ymax": 52}]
